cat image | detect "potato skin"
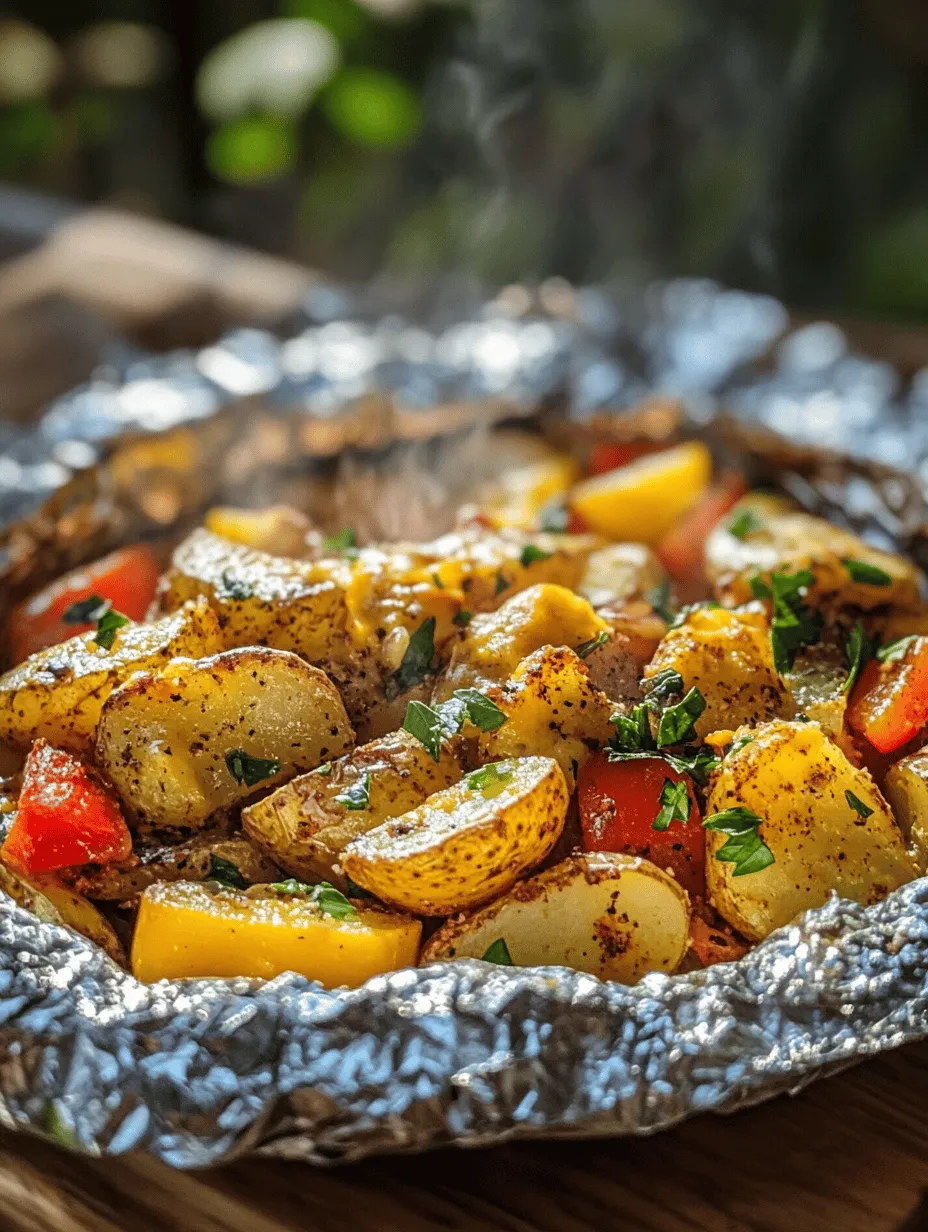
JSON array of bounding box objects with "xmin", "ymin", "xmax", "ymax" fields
[
  {"xmin": 883, "ymin": 750, "xmax": 928, "ymax": 874},
  {"xmin": 0, "ymin": 599, "xmax": 224, "ymax": 753},
  {"xmin": 342, "ymin": 755, "xmax": 569, "ymax": 915},
  {"xmin": 705, "ymin": 505, "xmax": 921, "ymax": 611},
  {"xmin": 243, "ymin": 729, "xmax": 463, "ymax": 887},
  {"xmin": 477, "ymin": 646, "xmax": 615, "ymax": 790},
  {"xmin": 95, "ymin": 647, "xmax": 353, "ymax": 833},
  {"xmin": 421, "ymin": 851, "xmax": 690, "ymax": 984},
  {"xmin": 645, "ymin": 605, "xmax": 794, "ymax": 738},
  {"xmin": 706, "ymin": 720, "xmax": 918, "ymax": 941}
]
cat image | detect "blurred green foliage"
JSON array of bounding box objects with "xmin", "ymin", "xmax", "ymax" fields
[{"xmin": 2, "ymin": 0, "xmax": 928, "ymax": 319}]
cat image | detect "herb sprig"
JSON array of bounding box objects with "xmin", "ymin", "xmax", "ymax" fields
[
  {"xmin": 335, "ymin": 772, "xmax": 372, "ymax": 811},
  {"xmin": 481, "ymin": 938, "xmax": 513, "ymax": 965},
  {"xmin": 652, "ymin": 778, "xmax": 691, "ymax": 832},
  {"xmin": 225, "ymin": 749, "xmax": 281, "ymax": 788},
  {"xmin": 727, "ymin": 508, "xmax": 764, "ymax": 540},
  {"xmin": 843, "ymin": 558, "xmax": 892, "ymax": 587},
  {"xmin": 703, "ymin": 807, "xmax": 774, "ymax": 877},
  {"xmin": 402, "ymin": 689, "xmax": 508, "ymax": 761}
]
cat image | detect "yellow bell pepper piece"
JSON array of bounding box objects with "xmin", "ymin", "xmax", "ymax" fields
[
  {"xmin": 204, "ymin": 505, "xmax": 310, "ymax": 556},
  {"xmin": 131, "ymin": 882, "xmax": 422, "ymax": 988},
  {"xmin": 570, "ymin": 441, "xmax": 712, "ymax": 543}
]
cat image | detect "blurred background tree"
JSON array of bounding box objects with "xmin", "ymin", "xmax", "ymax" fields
[{"xmin": 1, "ymin": 0, "xmax": 928, "ymax": 318}]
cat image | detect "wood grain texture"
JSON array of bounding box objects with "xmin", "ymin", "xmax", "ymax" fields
[{"xmin": 2, "ymin": 1042, "xmax": 928, "ymax": 1232}]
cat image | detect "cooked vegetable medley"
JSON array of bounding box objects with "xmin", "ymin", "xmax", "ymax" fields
[{"xmin": 1, "ymin": 429, "xmax": 926, "ymax": 990}]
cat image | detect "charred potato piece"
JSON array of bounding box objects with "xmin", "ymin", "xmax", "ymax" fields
[
  {"xmin": 578, "ymin": 544, "xmax": 667, "ymax": 610},
  {"xmin": 478, "ymin": 646, "xmax": 615, "ymax": 789},
  {"xmin": 883, "ymin": 749, "xmax": 928, "ymax": 873},
  {"xmin": 421, "ymin": 852, "xmax": 689, "ymax": 983},
  {"xmin": 0, "ymin": 599, "xmax": 224, "ymax": 754},
  {"xmin": 705, "ymin": 503, "xmax": 921, "ymax": 610},
  {"xmin": 706, "ymin": 720, "xmax": 917, "ymax": 941},
  {"xmin": 96, "ymin": 648, "xmax": 353, "ymax": 832},
  {"xmin": 70, "ymin": 835, "xmax": 280, "ymax": 901},
  {"xmin": 645, "ymin": 606, "xmax": 794, "ymax": 738},
  {"xmin": 434, "ymin": 584, "xmax": 609, "ymax": 700},
  {"xmin": 243, "ymin": 729, "xmax": 463, "ymax": 887},
  {"xmin": 342, "ymin": 756, "xmax": 568, "ymax": 915}
]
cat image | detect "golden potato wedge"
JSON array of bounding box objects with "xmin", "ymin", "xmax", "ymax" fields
[
  {"xmin": 96, "ymin": 647, "xmax": 353, "ymax": 832},
  {"xmin": 705, "ymin": 505, "xmax": 921, "ymax": 610},
  {"xmin": 477, "ymin": 646, "xmax": 615, "ymax": 789},
  {"xmin": 204, "ymin": 504, "xmax": 312, "ymax": 557},
  {"xmin": 32, "ymin": 882, "xmax": 126, "ymax": 965},
  {"xmin": 0, "ymin": 599, "xmax": 224, "ymax": 753},
  {"xmin": 883, "ymin": 749, "xmax": 928, "ymax": 874},
  {"xmin": 131, "ymin": 881, "xmax": 421, "ymax": 987},
  {"xmin": 243, "ymin": 729, "xmax": 463, "ymax": 887},
  {"xmin": 645, "ymin": 605, "xmax": 794, "ymax": 737},
  {"xmin": 421, "ymin": 852, "xmax": 689, "ymax": 983},
  {"xmin": 577, "ymin": 543, "xmax": 667, "ymax": 610},
  {"xmin": 70, "ymin": 835, "xmax": 280, "ymax": 901},
  {"xmin": 706, "ymin": 720, "xmax": 918, "ymax": 941},
  {"xmin": 433, "ymin": 584, "xmax": 609, "ymax": 700},
  {"xmin": 342, "ymin": 755, "xmax": 569, "ymax": 915}
]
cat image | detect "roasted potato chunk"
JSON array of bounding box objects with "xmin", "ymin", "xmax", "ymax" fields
[
  {"xmin": 421, "ymin": 852, "xmax": 689, "ymax": 983},
  {"xmin": 706, "ymin": 720, "xmax": 918, "ymax": 941},
  {"xmin": 645, "ymin": 605, "xmax": 794, "ymax": 737},
  {"xmin": 434, "ymin": 584, "xmax": 609, "ymax": 700},
  {"xmin": 577, "ymin": 544, "xmax": 667, "ymax": 610},
  {"xmin": 204, "ymin": 504, "xmax": 312, "ymax": 557},
  {"xmin": 0, "ymin": 599, "xmax": 224, "ymax": 754},
  {"xmin": 785, "ymin": 633, "xmax": 848, "ymax": 738},
  {"xmin": 705, "ymin": 504, "xmax": 921, "ymax": 611},
  {"xmin": 131, "ymin": 881, "xmax": 421, "ymax": 987},
  {"xmin": 883, "ymin": 749, "xmax": 928, "ymax": 874},
  {"xmin": 478, "ymin": 646, "xmax": 615, "ymax": 789},
  {"xmin": 243, "ymin": 729, "xmax": 463, "ymax": 887},
  {"xmin": 342, "ymin": 755, "xmax": 569, "ymax": 915},
  {"xmin": 96, "ymin": 647, "xmax": 353, "ymax": 833},
  {"xmin": 70, "ymin": 835, "xmax": 279, "ymax": 901}
]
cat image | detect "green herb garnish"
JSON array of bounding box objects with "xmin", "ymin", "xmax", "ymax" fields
[
  {"xmin": 225, "ymin": 748, "xmax": 281, "ymax": 788},
  {"xmin": 317, "ymin": 761, "xmax": 333, "ymax": 776},
  {"xmin": 451, "ymin": 688, "xmax": 508, "ymax": 732},
  {"xmin": 481, "ymin": 938, "xmax": 513, "ymax": 965},
  {"xmin": 220, "ymin": 568, "xmax": 254, "ymax": 600},
  {"xmin": 270, "ymin": 878, "xmax": 359, "ymax": 920},
  {"xmin": 606, "ymin": 746, "xmax": 720, "ymax": 788},
  {"xmin": 62, "ymin": 593, "xmax": 108, "ymax": 624},
  {"xmin": 431, "ymin": 571, "xmax": 444, "ymax": 589},
  {"xmin": 520, "ymin": 544, "xmax": 552, "ymax": 567},
  {"xmin": 335, "ymin": 772, "xmax": 372, "ymax": 811},
  {"xmin": 610, "ymin": 704, "xmax": 655, "ymax": 752},
  {"xmin": 842, "ymin": 620, "xmax": 876, "ymax": 694},
  {"xmin": 845, "ymin": 790, "xmax": 874, "ymax": 820},
  {"xmin": 750, "ymin": 574, "xmax": 773, "ymax": 600},
  {"xmin": 208, "ymin": 854, "xmax": 249, "ymax": 889},
  {"xmin": 703, "ymin": 807, "xmax": 774, "ymax": 877},
  {"xmin": 403, "ymin": 690, "xmax": 508, "ymax": 761},
  {"xmin": 453, "ymin": 609, "xmax": 473, "ymax": 627},
  {"xmin": 494, "ymin": 571, "xmax": 508, "ymax": 596},
  {"xmin": 727, "ymin": 509, "xmax": 764, "ymax": 540},
  {"xmin": 575, "ymin": 630, "xmax": 609, "ymax": 659},
  {"xmin": 402, "ymin": 700, "xmax": 446, "ymax": 762},
  {"xmin": 43, "ymin": 1101, "xmax": 80, "ymax": 1150},
  {"xmin": 323, "ymin": 528, "xmax": 359, "ymax": 559},
  {"xmin": 466, "ymin": 761, "xmax": 514, "ymax": 797},
  {"xmin": 387, "ymin": 617, "xmax": 437, "ymax": 697},
  {"xmin": 647, "ymin": 579, "xmax": 676, "ymax": 623},
  {"xmin": 768, "ymin": 569, "xmax": 822, "ymax": 675},
  {"xmin": 877, "ymin": 635, "xmax": 919, "ymax": 664},
  {"xmin": 657, "ymin": 687, "xmax": 706, "ymax": 747},
  {"xmin": 93, "ymin": 606, "xmax": 130, "ymax": 650},
  {"xmin": 642, "ymin": 667, "xmax": 685, "ymax": 708},
  {"xmin": 652, "ymin": 778, "xmax": 691, "ymax": 832},
  {"xmin": 843, "ymin": 558, "xmax": 892, "ymax": 587}
]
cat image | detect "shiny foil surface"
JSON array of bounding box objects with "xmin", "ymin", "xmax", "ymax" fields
[{"xmin": 0, "ymin": 279, "xmax": 927, "ymax": 1167}]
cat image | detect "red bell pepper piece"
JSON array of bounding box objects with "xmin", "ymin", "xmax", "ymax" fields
[
  {"xmin": 847, "ymin": 637, "xmax": 928, "ymax": 753},
  {"xmin": 1, "ymin": 741, "xmax": 132, "ymax": 876},
  {"xmin": 655, "ymin": 476, "xmax": 747, "ymax": 590},
  {"xmin": 8, "ymin": 545, "xmax": 160, "ymax": 664},
  {"xmin": 587, "ymin": 441, "xmax": 653, "ymax": 476},
  {"xmin": 577, "ymin": 751, "xmax": 705, "ymax": 896}
]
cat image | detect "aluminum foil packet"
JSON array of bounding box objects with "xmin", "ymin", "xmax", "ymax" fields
[{"xmin": 1, "ymin": 279, "xmax": 928, "ymax": 1168}]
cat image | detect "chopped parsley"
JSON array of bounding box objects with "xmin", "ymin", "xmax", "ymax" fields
[
  {"xmin": 727, "ymin": 508, "xmax": 764, "ymax": 540},
  {"xmin": 317, "ymin": 761, "xmax": 333, "ymax": 776},
  {"xmin": 402, "ymin": 690, "xmax": 507, "ymax": 761},
  {"xmin": 63, "ymin": 593, "xmax": 108, "ymax": 624},
  {"xmin": 539, "ymin": 502, "xmax": 569, "ymax": 533},
  {"xmin": 466, "ymin": 761, "xmax": 514, "ymax": 797},
  {"xmin": 92, "ymin": 606, "xmax": 130, "ymax": 650},
  {"xmin": 520, "ymin": 544, "xmax": 552, "ymax": 567},
  {"xmin": 575, "ymin": 630, "xmax": 609, "ymax": 659},
  {"xmin": 431, "ymin": 571, "xmax": 444, "ymax": 589},
  {"xmin": 494, "ymin": 571, "xmax": 508, "ymax": 596},
  {"xmin": 453, "ymin": 609, "xmax": 473, "ymax": 627},
  {"xmin": 652, "ymin": 778, "xmax": 691, "ymax": 832},
  {"xmin": 842, "ymin": 620, "xmax": 876, "ymax": 694},
  {"xmin": 481, "ymin": 938, "xmax": 513, "ymax": 965},
  {"xmin": 270, "ymin": 878, "xmax": 359, "ymax": 920},
  {"xmin": 749, "ymin": 574, "xmax": 773, "ymax": 600},
  {"xmin": 657, "ymin": 687, "xmax": 706, "ymax": 747},
  {"xmin": 335, "ymin": 771, "xmax": 372, "ymax": 811},
  {"xmin": 225, "ymin": 748, "xmax": 281, "ymax": 788},
  {"xmin": 768, "ymin": 569, "xmax": 822, "ymax": 675},
  {"xmin": 323, "ymin": 528, "xmax": 359, "ymax": 559},
  {"xmin": 647, "ymin": 579, "xmax": 676, "ymax": 623},
  {"xmin": 843, "ymin": 558, "xmax": 892, "ymax": 587},
  {"xmin": 402, "ymin": 700, "xmax": 447, "ymax": 762},
  {"xmin": 845, "ymin": 790, "xmax": 874, "ymax": 820},
  {"xmin": 703, "ymin": 807, "xmax": 774, "ymax": 877},
  {"xmin": 451, "ymin": 688, "xmax": 508, "ymax": 732},
  {"xmin": 642, "ymin": 667, "xmax": 685, "ymax": 709},
  {"xmin": 220, "ymin": 568, "xmax": 254, "ymax": 600},
  {"xmin": 610, "ymin": 703, "xmax": 655, "ymax": 752},
  {"xmin": 877, "ymin": 635, "xmax": 919, "ymax": 664},
  {"xmin": 387, "ymin": 617, "xmax": 437, "ymax": 697},
  {"xmin": 208, "ymin": 854, "xmax": 249, "ymax": 889}
]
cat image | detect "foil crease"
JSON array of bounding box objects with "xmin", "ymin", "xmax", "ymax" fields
[{"xmin": 0, "ymin": 279, "xmax": 928, "ymax": 1166}]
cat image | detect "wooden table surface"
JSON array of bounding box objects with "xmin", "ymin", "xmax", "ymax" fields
[{"xmin": 1, "ymin": 1040, "xmax": 928, "ymax": 1232}]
